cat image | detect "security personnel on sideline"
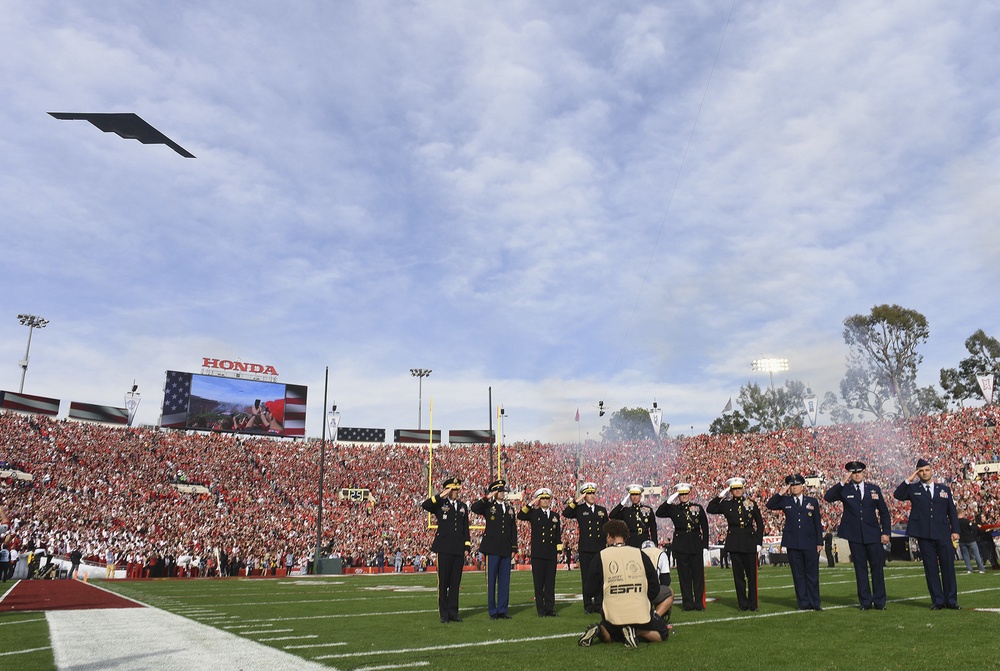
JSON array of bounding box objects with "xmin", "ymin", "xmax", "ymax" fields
[
  {"xmin": 707, "ymin": 477, "xmax": 764, "ymax": 611},
  {"xmin": 610, "ymin": 484, "xmax": 658, "ymax": 548},
  {"xmin": 655, "ymin": 482, "xmax": 709, "ymax": 611},
  {"xmin": 421, "ymin": 476, "xmax": 471, "ymax": 623},
  {"xmin": 518, "ymin": 487, "xmax": 564, "ymax": 617},
  {"xmin": 470, "ymin": 478, "xmax": 517, "ymax": 619},
  {"xmin": 765, "ymin": 474, "xmax": 823, "ymax": 610},
  {"xmin": 578, "ymin": 519, "xmax": 669, "ymax": 649},
  {"xmin": 893, "ymin": 458, "xmax": 961, "ymax": 610},
  {"xmin": 824, "ymin": 460, "xmax": 891, "ymax": 610},
  {"xmin": 562, "ymin": 481, "xmax": 607, "ymax": 613}
]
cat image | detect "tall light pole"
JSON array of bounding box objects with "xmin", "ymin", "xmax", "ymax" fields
[
  {"xmin": 752, "ymin": 357, "xmax": 789, "ymax": 431},
  {"xmin": 17, "ymin": 314, "xmax": 49, "ymax": 393},
  {"xmin": 410, "ymin": 368, "xmax": 431, "ymax": 429}
]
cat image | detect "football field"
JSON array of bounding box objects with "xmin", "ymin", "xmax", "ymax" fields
[{"xmin": 2, "ymin": 563, "xmax": 998, "ymax": 670}]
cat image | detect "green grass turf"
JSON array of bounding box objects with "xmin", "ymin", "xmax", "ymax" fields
[{"xmin": 2, "ymin": 563, "xmax": 998, "ymax": 670}]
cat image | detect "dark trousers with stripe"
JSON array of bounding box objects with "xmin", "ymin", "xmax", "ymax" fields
[
  {"xmin": 437, "ymin": 552, "xmax": 464, "ymax": 620},
  {"xmin": 729, "ymin": 551, "xmax": 758, "ymax": 610},
  {"xmin": 531, "ymin": 557, "xmax": 557, "ymax": 615},
  {"xmin": 485, "ymin": 554, "xmax": 511, "ymax": 616},
  {"xmin": 578, "ymin": 550, "xmax": 601, "ymax": 611},
  {"xmin": 675, "ymin": 551, "xmax": 705, "ymax": 610}
]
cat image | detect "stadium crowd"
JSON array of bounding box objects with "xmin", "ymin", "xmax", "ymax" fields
[{"xmin": 1, "ymin": 405, "xmax": 998, "ymax": 576}]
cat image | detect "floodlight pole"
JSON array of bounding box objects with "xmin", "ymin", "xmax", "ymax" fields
[
  {"xmin": 752, "ymin": 357, "xmax": 789, "ymax": 431},
  {"xmin": 17, "ymin": 313, "xmax": 49, "ymax": 393},
  {"xmin": 315, "ymin": 367, "xmax": 328, "ymax": 573},
  {"xmin": 410, "ymin": 368, "xmax": 431, "ymax": 430}
]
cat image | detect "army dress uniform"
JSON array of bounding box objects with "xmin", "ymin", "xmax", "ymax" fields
[
  {"xmin": 765, "ymin": 474, "xmax": 823, "ymax": 610},
  {"xmin": 470, "ymin": 479, "xmax": 518, "ymax": 619},
  {"xmin": 562, "ymin": 482, "xmax": 607, "ymax": 613},
  {"xmin": 421, "ymin": 477, "xmax": 471, "ymax": 622},
  {"xmin": 609, "ymin": 484, "xmax": 658, "ymax": 548},
  {"xmin": 707, "ymin": 478, "xmax": 764, "ymax": 611},
  {"xmin": 518, "ymin": 488, "xmax": 564, "ymax": 616},
  {"xmin": 655, "ymin": 483, "xmax": 709, "ymax": 611}
]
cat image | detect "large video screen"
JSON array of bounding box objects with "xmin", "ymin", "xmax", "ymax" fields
[{"xmin": 161, "ymin": 371, "xmax": 307, "ymax": 437}]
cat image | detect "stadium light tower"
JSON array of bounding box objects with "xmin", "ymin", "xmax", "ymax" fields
[
  {"xmin": 410, "ymin": 368, "xmax": 431, "ymax": 429},
  {"xmin": 751, "ymin": 357, "xmax": 789, "ymax": 394},
  {"xmin": 17, "ymin": 313, "xmax": 49, "ymax": 393}
]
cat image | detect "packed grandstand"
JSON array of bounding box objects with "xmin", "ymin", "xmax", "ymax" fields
[{"xmin": 1, "ymin": 406, "xmax": 997, "ymax": 576}]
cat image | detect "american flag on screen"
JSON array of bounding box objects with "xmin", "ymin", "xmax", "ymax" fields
[
  {"xmin": 161, "ymin": 371, "xmax": 192, "ymax": 428},
  {"xmin": 284, "ymin": 384, "xmax": 307, "ymax": 437},
  {"xmin": 337, "ymin": 427, "xmax": 386, "ymax": 443}
]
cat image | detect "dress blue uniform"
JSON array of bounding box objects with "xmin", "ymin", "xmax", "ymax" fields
[
  {"xmin": 518, "ymin": 488, "xmax": 563, "ymax": 616},
  {"xmin": 707, "ymin": 478, "xmax": 764, "ymax": 611},
  {"xmin": 824, "ymin": 461, "xmax": 891, "ymax": 609},
  {"xmin": 421, "ymin": 477, "xmax": 471, "ymax": 622},
  {"xmin": 470, "ymin": 479, "xmax": 518, "ymax": 619},
  {"xmin": 609, "ymin": 484, "xmax": 658, "ymax": 548},
  {"xmin": 655, "ymin": 483, "xmax": 709, "ymax": 611},
  {"xmin": 765, "ymin": 475, "xmax": 822, "ymax": 610},
  {"xmin": 893, "ymin": 459, "xmax": 960, "ymax": 609},
  {"xmin": 562, "ymin": 482, "xmax": 607, "ymax": 613}
]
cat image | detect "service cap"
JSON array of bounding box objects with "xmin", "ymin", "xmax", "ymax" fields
[
  {"xmin": 488, "ymin": 479, "xmax": 509, "ymax": 493},
  {"xmin": 627, "ymin": 484, "xmax": 644, "ymax": 495},
  {"xmin": 675, "ymin": 482, "xmax": 693, "ymax": 494},
  {"xmin": 580, "ymin": 482, "xmax": 597, "ymax": 495},
  {"xmin": 915, "ymin": 458, "xmax": 931, "ymax": 468},
  {"xmin": 726, "ymin": 477, "xmax": 746, "ymax": 490},
  {"xmin": 784, "ymin": 474, "xmax": 806, "ymax": 486},
  {"xmin": 845, "ymin": 461, "xmax": 866, "ymax": 473},
  {"xmin": 442, "ymin": 476, "xmax": 462, "ymax": 490},
  {"xmin": 534, "ymin": 487, "xmax": 553, "ymax": 500}
]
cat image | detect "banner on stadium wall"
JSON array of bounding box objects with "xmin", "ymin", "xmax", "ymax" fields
[
  {"xmin": 448, "ymin": 429, "xmax": 494, "ymax": 444},
  {"xmin": 395, "ymin": 429, "xmax": 441, "ymax": 444},
  {"xmin": 337, "ymin": 427, "xmax": 386, "ymax": 443},
  {"xmin": 977, "ymin": 374, "xmax": 994, "ymax": 404},
  {"xmin": 0, "ymin": 390, "xmax": 60, "ymax": 416},
  {"xmin": 68, "ymin": 401, "xmax": 129, "ymax": 425}
]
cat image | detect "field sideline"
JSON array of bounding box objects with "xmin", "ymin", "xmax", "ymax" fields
[{"xmin": 2, "ymin": 563, "xmax": 998, "ymax": 670}]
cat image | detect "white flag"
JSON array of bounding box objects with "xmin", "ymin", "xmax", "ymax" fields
[
  {"xmin": 649, "ymin": 407, "xmax": 662, "ymax": 439},
  {"xmin": 977, "ymin": 374, "xmax": 995, "ymax": 404},
  {"xmin": 722, "ymin": 397, "xmax": 733, "ymax": 413},
  {"xmin": 124, "ymin": 393, "xmax": 141, "ymax": 427},
  {"xmin": 327, "ymin": 411, "xmax": 342, "ymax": 440}
]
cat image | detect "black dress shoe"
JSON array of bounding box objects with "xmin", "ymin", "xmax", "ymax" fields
[
  {"xmin": 440, "ymin": 617, "xmax": 449, "ymax": 623},
  {"xmin": 946, "ymin": 604, "xmax": 961, "ymax": 610},
  {"xmin": 859, "ymin": 605, "xmax": 872, "ymax": 611},
  {"xmin": 874, "ymin": 605, "xmax": 886, "ymax": 610},
  {"xmin": 812, "ymin": 607, "xmax": 823, "ymax": 611},
  {"xmin": 930, "ymin": 605, "xmax": 943, "ymax": 610},
  {"xmin": 498, "ymin": 613, "xmax": 512, "ymax": 619},
  {"xmin": 450, "ymin": 616, "xmax": 463, "ymax": 622},
  {"xmin": 490, "ymin": 614, "xmax": 498, "ymax": 620},
  {"xmin": 738, "ymin": 607, "xmax": 748, "ymax": 611},
  {"xmin": 545, "ymin": 612, "xmax": 558, "ymax": 617},
  {"xmin": 749, "ymin": 607, "xmax": 759, "ymax": 611}
]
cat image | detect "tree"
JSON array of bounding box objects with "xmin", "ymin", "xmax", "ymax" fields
[
  {"xmin": 600, "ymin": 407, "xmax": 666, "ymax": 442},
  {"xmin": 939, "ymin": 329, "xmax": 1000, "ymax": 407},
  {"xmin": 819, "ymin": 391, "xmax": 856, "ymax": 424},
  {"xmin": 840, "ymin": 304, "xmax": 931, "ymax": 419},
  {"xmin": 709, "ymin": 410, "xmax": 754, "ymax": 435},
  {"xmin": 708, "ymin": 381, "xmax": 807, "ymax": 434}
]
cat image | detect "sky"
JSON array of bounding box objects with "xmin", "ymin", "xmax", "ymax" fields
[{"xmin": 2, "ymin": 0, "xmax": 999, "ymax": 443}]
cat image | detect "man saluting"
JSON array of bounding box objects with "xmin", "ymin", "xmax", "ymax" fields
[
  {"xmin": 766, "ymin": 474, "xmax": 822, "ymax": 611},
  {"xmin": 655, "ymin": 482, "xmax": 709, "ymax": 611},
  {"xmin": 422, "ymin": 476, "xmax": 471, "ymax": 623}
]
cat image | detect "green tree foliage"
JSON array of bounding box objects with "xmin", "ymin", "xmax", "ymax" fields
[
  {"xmin": 600, "ymin": 406, "xmax": 666, "ymax": 441},
  {"xmin": 709, "ymin": 381, "xmax": 807, "ymax": 434},
  {"xmin": 839, "ymin": 304, "xmax": 938, "ymax": 420},
  {"xmin": 709, "ymin": 409, "xmax": 754, "ymax": 435},
  {"xmin": 939, "ymin": 329, "xmax": 1000, "ymax": 407},
  {"xmin": 819, "ymin": 391, "xmax": 856, "ymax": 424}
]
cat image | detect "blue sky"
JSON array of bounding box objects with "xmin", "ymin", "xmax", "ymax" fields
[{"xmin": 2, "ymin": 1, "xmax": 998, "ymax": 442}]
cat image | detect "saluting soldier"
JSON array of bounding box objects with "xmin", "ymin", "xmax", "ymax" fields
[
  {"xmin": 562, "ymin": 481, "xmax": 607, "ymax": 613},
  {"xmin": 824, "ymin": 460, "xmax": 891, "ymax": 610},
  {"xmin": 470, "ymin": 478, "xmax": 517, "ymax": 620},
  {"xmin": 707, "ymin": 477, "xmax": 764, "ymax": 611},
  {"xmin": 609, "ymin": 484, "xmax": 658, "ymax": 548},
  {"xmin": 421, "ymin": 476, "xmax": 471, "ymax": 623},
  {"xmin": 765, "ymin": 474, "xmax": 823, "ymax": 611},
  {"xmin": 655, "ymin": 482, "xmax": 709, "ymax": 611},
  {"xmin": 518, "ymin": 487, "xmax": 564, "ymax": 617}
]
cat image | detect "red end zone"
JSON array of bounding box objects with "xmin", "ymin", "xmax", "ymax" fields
[{"xmin": 0, "ymin": 579, "xmax": 143, "ymax": 612}]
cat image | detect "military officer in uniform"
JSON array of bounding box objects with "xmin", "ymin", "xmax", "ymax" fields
[
  {"xmin": 421, "ymin": 476, "xmax": 471, "ymax": 623},
  {"xmin": 518, "ymin": 487, "xmax": 564, "ymax": 617},
  {"xmin": 470, "ymin": 478, "xmax": 518, "ymax": 619},
  {"xmin": 655, "ymin": 482, "xmax": 709, "ymax": 611},
  {"xmin": 766, "ymin": 474, "xmax": 823, "ymax": 610},
  {"xmin": 824, "ymin": 460, "xmax": 891, "ymax": 610},
  {"xmin": 707, "ymin": 477, "xmax": 764, "ymax": 611},
  {"xmin": 893, "ymin": 458, "xmax": 961, "ymax": 610},
  {"xmin": 562, "ymin": 481, "xmax": 607, "ymax": 613},
  {"xmin": 610, "ymin": 484, "xmax": 658, "ymax": 548}
]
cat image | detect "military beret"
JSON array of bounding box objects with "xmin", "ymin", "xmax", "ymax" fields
[
  {"xmin": 627, "ymin": 484, "xmax": 644, "ymax": 495},
  {"xmin": 915, "ymin": 458, "xmax": 930, "ymax": 468},
  {"xmin": 845, "ymin": 461, "xmax": 866, "ymax": 473},
  {"xmin": 580, "ymin": 482, "xmax": 597, "ymax": 494},
  {"xmin": 675, "ymin": 482, "xmax": 693, "ymax": 494},
  {"xmin": 726, "ymin": 477, "xmax": 746, "ymax": 490},
  {"xmin": 534, "ymin": 487, "xmax": 553, "ymax": 499},
  {"xmin": 442, "ymin": 476, "xmax": 462, "ymax": 490},
  {"xmin": 784, "ymin": 474, "xmax": 806, "ymax": 486}
]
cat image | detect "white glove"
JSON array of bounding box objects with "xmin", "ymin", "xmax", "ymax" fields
[
  {"xmin": 666, "ymin": 492, "xmax": 679, "ymax": 505},
  {"xmin": 719, "ymin": 487, "xmax": 730, "ymax": 499},
  {"xmin": 621, "ymin": 493, "xmax": 630, "ymax": 506},
  {"xmin": 756, "ymin": 545, "xmax": 762, "ymax": 553}
]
